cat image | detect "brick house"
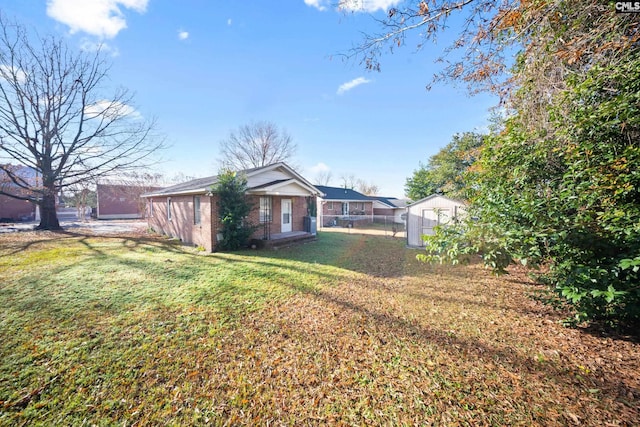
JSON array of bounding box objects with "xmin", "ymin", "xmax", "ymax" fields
[
  {"xmin": 315, "ymin": 185, "xmax": 374, "ymax": 227},
  {"xmin": 142, "ymin": 163, "xmax": 322, "ymax": 252},
  {"xmin": 371, "ymin": 196, "xmax": 410, "ymax": 224},
  {"xmin": 0, "ymin": 165, "xmax": 37, "ymax": 222},
  {"xmin": 0, "ymin": 194, "xmax": 36, "ymax": 222},
  {"xmin": 96, "ymin": 183, "xmax": 163, "ymax": 219}
]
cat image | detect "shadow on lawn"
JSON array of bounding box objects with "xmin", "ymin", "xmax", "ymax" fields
[
  {"xmin": 0, "ymin": 230, "xmax": 192, "ymax": 259},
  {"xmin": 275, "ymin": 278, "xmax": 640, "ymax": 413},
  {"xmin": 240, "ymin": 232, "xmax": 410, "ymax": 278}
]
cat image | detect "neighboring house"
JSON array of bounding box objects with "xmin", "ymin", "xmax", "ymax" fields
[
  {"xmin": 0, "ymin": 165, "xmax": 37, "ymax": 222},
  {"xmin": 406, "ymin": 194, "xmax": 466, "ymax": 247},
  {"xmin": 0, "ymin": 194, "xmax": 36, "ymax": 222},
  {"xmin": 371, "ymin": 196, "xmax": 410, "ymax": 224},
  {"xmin": 142, "ymin": 163, "xmax": 322, "ymax": 252},
  {"xmin": 97, "ymin": 183, "xmax": 163, "ymax": 219},
  {"xmin": 316, "ymin": 185, "xmax": 374, "ymax": 227}
]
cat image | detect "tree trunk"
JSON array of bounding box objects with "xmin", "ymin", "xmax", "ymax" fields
[{"xmin": 37, "ymin": 191, "xmax": 61, "ymax": 230}]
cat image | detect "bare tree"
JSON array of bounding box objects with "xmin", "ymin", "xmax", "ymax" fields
[
  {"xmin": 356, "ymin": 179, "xmax": 379, "ymax": 196},
  {"xmin": 340, "ymin": 174, "xmax": 358, "ymax": 190},
  {"xmin": 64, "ymin": 182, "xmax": 96, "ymax": 221},
  {"xmin": 167, "ymin": 171, "xmax": 199, "ymax": 185},
  {"xmin": 314, "ymin": 170, "xmax": 332, "ymax": 186},
  {"xmin": 219, "ymin": 121, "xmax": 297, "ymax": 170},
  {"xmin": 0, "ymin": 16, "xmax": 163, "ymax": 230}
]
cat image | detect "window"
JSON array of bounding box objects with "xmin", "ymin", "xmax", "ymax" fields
[
  {"xmin": 328, "ymin": 202, "xmax": 333, "ymax": 210},
  {"xmin": 167, "ymin": 198, "xmax": 172, "ymax": 221},
  {"xmin": 259, "ymin": 196, "xmax": 272, "ymax": 223},
  {"xmin": 194, "ymin": 196, "xmax": 201, "ymax": 225},
  {"xmin": 149, "ymin": 199, "xmax": 153, "ymax": 217}
]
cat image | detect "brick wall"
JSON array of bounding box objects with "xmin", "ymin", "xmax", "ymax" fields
[
  {"xmin": 147, "ymin": 194, "xmax": 216, "ymax": 252},
  {"xmin": 373, "ymin": 207, "xmax": 394, "ymax": 216},
  {"xmin": 148, "ymin": 194, "xmax": 309, "ymax": 251},
  {"xmin": 0, "ymin": 195, "xmax": 36, "ymax": 221},
  {"xmin": 97, "ymin": 184, "xmax": 161, "ymax": 219},
  {"xmin": 248, "ymin": 195, "xmax": 309, "ymax": 239}
]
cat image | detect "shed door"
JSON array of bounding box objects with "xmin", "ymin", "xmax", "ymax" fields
[
  {"xmin": 281, "ymin": 199, "xmax": 292, "ymax": 233},
  {"xmin": 421, "ymin": 208, "xmax": 452, "ymax": 239},
  {"xmin": 421, "ymin": 209, "xmax": 439, "ymax": 241}
]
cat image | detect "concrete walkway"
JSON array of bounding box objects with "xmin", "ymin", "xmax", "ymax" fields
[{"xmin": 0, "ymin": 218, "xmax": 147, "ymax": 234}]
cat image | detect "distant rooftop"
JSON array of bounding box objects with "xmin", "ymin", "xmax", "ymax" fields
[{"xmin": 315, "ymin": 185, "xmax": 371, "ymax": 202}]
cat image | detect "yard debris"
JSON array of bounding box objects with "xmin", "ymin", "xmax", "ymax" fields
[{"xmin": 0, "ymin": 231, "xmax": 638, "ymax": 425}]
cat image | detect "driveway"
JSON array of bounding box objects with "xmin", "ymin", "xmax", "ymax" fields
[{"xmin": 0, "ymin": 219, "xmax": 148, "ymax": 234}]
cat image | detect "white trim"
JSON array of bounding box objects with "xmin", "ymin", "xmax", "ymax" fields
[
  {"xmin": 193, "ymin": 195, "xmax": 201, "ymax": 225},
  {"xmin": 248, "ymin": 178, "xmax": 319, "ymax": 195},
  {"xmin": 141, "ymin": 189, "xmax": 205, "ymax": 198},
  {"xmin": 246, "ymin": 163, "xmax": 321, "ymax": 195},
  {"xmin": 281, "ymin": 198, "xmax": 292, "ymax": 233}
]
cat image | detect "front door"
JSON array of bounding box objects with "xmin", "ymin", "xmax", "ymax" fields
[{"xmin": 281, "ymin": 199, "xmax": 292, "ymax": 233}]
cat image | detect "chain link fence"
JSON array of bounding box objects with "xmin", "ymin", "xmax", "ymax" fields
[{"xmin": 319, "ymin": 214, "xmax": 406, "ymax": 238}]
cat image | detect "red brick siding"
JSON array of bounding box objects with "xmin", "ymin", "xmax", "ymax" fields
[
  {"xmin": 97, "ymin": 184, "xmax": 161, "ymax": 219},
  {"xmin": 373, "ymin": 207, "xmax": 394, "ymax": 216},
  {"xmin": 147, "ymin": 194, "xmax": 216, "ymax": 252},
  {"xmin": 148, "ymin": 194, "xmax": 309, "ymax": 251},
  {"xmin": 0, "ymin": 195, "xmax": 36, "ymax": 221},
  {"xmin": 247, "ymin": 195, "xmax": 308, "ymax": 239}
]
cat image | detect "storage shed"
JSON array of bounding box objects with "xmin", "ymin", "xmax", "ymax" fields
[{"xmin": 406, "ymin": 194, "xmax": 465, "ymax": 247}]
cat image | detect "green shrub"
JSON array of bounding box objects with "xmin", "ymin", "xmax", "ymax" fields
[{"xmin": 213, "ymin": 170, "xmax": 257, "ymax": 251}]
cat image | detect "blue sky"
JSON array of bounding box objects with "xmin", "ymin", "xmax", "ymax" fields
[{"xmin": 5, "ymin": 0, "xmax": 496, "ymax": 198}]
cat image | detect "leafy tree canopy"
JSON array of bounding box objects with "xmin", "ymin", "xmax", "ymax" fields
[
  {"xmin": 405, "ymin": 132, "xmax": 484, "ymax": 201},
  {"xmin": 356, "ymin": 1, "xmax": 639, "ymax": 328}
]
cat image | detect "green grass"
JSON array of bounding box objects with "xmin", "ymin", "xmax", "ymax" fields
[{"xmin": 0, "ymin": 230, "xmax": 638, "ymax": 426}]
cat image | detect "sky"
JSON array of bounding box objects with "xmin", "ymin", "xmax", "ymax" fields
[{"xmin": 4, "ymin": 0, "xmax": 497, "ymax": 198}]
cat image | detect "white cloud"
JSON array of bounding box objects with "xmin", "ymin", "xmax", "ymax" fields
[
  {"xmin": 339, "ymin": 0, "xmax": 402, "ymax": 12},
  {"xmin": 304, "ymin": 0, "xmax": 401, "ymax": 12},
  {"xmin": 227, "ymin": 18, "xmax": 233, "ymax": 26},
  {"xmin": 79, "ymin": 39, "xmax": 120, "ymax": 56},
  {"xmin": 178, "ymin": 30, "xmax": 189, "ymax": 40},
  {"xmin": 46, "ymin": 0, "xmax": 149, "ymax": 39},
  {"xmin": 310, "ymin": 162, "xmax": 330, "ymax": 174},
  {"xmin": 337, "ymin": 77, "xmax": 371, "ymax": 95},
  {"xmin": 0, "ymin": 65, "xmax": 27, "ymax": 83},
  {"xmin": 85, "ymin": 100, "xmax": 142, "ymax": 120},
  {"xmin": 304, "ymin": 0, "xmax": 327, "ymax": 11}
]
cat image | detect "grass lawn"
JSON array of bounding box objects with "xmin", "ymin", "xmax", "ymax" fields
[{"xmin": 1, "ymin": 230, "xmax": 638, "ymax": 426}]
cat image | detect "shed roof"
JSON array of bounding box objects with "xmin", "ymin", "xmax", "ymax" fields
[{"xmin": 406, "ymin": 193, "xmax": 466, "ymax": 207}]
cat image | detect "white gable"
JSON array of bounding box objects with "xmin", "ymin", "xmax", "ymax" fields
[
  {"xmin": 247, "ymin": 168, "xmax": 291, "ymax": 188},
  {"xmin": 249, "ymin": 181, "xmax": 312, "ymax": 197}
]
